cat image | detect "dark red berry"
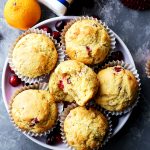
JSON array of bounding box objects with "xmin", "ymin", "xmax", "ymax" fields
[
  {"xmin": 46, "ymin": 132, "xmax": 62, "ymax": 145},
  {"xmin": 52, "ymin": 31, "xmax": 60, "ymax": 40},
  {"xmin": 9, "ymin": 66, "xmax": 15, "ymax": 73},
  {"xmin": 114, "ymin": 66, "xmax": 122, "ymax": 72},
  {"xmin": 39, "ymin": 25, "xmax": 52, "ymax": 34},
  {"xmin": 58, "ymin": 80, "xmax": 64, "ymax": 90},
  {"xmin": 109, "ymin": 51, "xmax": 124, "ymax": 61},
  {"xmin": 9, "ymin": 75, "xmax": 21, "ymax": 87},
  {"xmin": 46, "ymin": 121, "xmax": 62, "ymax": 145},
  {"xmin": 46, "ymin": 133, "xmax": 55, "ymax": 145},
  {"xmin": 55, "ymin": 21, "xmax": 66, "ymax": 31},
  {"xmin": 55, "ymin": 134, "xmax": 62, "ymax": 144}
]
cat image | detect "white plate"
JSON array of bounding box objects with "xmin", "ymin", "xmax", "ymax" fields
[{"xmin": 2, "ymin": 16, "xmax": 136, "ymax": 150}]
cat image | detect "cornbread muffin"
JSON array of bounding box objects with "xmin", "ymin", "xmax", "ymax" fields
[
  {"xmin": 65, "ymin": 19, "xmax": 111, "ymax": 65},
  {"xmin": 10, "ymin": 90, "xmax": 58, "ymax": 133},
  {"xmin": 12, "ymin": 33, "xmax": 58, "ymax": 78},
  {"xmin": 95, "ymin": 66, "xmax": 139, "ymax": 111},
  {"xmin": 64, "ymin": 107, "xmax": 108, "ymax": 150},
  {"xmin": 49, "ymin": 60, "xmax": 99, "ymax": 106}
]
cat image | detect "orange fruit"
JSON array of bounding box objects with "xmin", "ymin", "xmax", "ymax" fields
[{"xmin": 4, "ymin": 0, "xmax": 41, "ymax": 30}]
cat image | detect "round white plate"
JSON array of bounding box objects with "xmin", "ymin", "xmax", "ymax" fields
[{"xmin": 2, "ymin": 16, "xmax": 136, "ymax": 150}]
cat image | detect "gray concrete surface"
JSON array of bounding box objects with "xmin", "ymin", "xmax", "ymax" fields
[{"xmin": 0, "ymin": 0, "xmax": 150, "ymax": 149}]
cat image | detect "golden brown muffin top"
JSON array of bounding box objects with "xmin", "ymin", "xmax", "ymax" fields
[
  {"xmin": 65, "ymin": 19, "xmax": 110, "ymax": 64},
  {"xmin": 96, "ymin": 66, "xmax": 139, "ymax": 111},
  {"xmin": 49, "ymin": 60, "xmax": 99, "ymax": 106},
  {"xmin": 11, "ymin": 89, "xmax": 58, "ymax": 133},
  {"xmin": 64, "ymin": 107, "xmax": 108, "ymax": 150},
  {"xmin": 12, "ymin": 33, "xmax": 58, "ymax": 78}
]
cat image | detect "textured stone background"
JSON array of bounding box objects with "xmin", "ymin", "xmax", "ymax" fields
[{"xmin": 0, "ymin": 0, "xmax": 150, "ymax": 149}]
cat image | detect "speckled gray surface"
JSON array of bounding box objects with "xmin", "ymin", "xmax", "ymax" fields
[{"xmin": 0, "ymin": 0, "xmax": 150, "ymax": 150}]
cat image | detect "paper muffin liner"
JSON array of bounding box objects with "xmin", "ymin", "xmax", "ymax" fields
[
  {"xmin": 145, "ymin": 60, "xmax": 150, "ymax": 78},
  {"xmin": 60, "ymin": 16, "xmax": 116, "ymax": 62},
  {"xmin": 8, "ymin": 83, "xmax": 63, "ymax": 137},
  {"xmin": 8, "ymin": 28, "xmax": 65, "ymax": 84},
  {"xmin": 96, "ymin": 60, "xmax": 141, "ymax": 116},
  {"xmin": 60, "ymin": 103, "xmax": 113, "ymax": 150}
]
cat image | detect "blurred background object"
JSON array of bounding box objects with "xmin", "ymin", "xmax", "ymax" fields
[
  {"xmin": 3, "ymin": 0, "xmax": 74, "ymax": 30},
  {"xmin": 38, "ymin": 0, "xmax": 74, "ymax": 16},
  {"xmin": 121, "ymin": 0, "xmax": 150, "ymax": 10}
]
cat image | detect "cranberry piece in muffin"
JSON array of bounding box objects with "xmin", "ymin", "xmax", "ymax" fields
[
  {"xmin": 58, "ymin": 80, "xmax": 64, "ymax": 90},
  {"xmin": 114, "ymin": 66, "xmax": 122, "ymax": 72}
]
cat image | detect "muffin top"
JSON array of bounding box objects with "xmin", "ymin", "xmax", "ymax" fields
[
  {"xmin": 65, "ymin": 19, "xmax": 111, "ymax": 65},
  {"xmin": 10, "ymin": 89, "xmax": 58, "ymax": 133},
  {"xmin": 95, "ymin": 66, "xmax": 139, "ymax": 111},
  {"xmin": 49, "ymin": 60, "xmax": 99, "ymax": 106},
  {"xmin": 64, "ymin": 107, "xmax": 108, "ymax": 150},
  {"xmin": 12, "ymin": 33, "xmax": 58, "ymax": 78}
]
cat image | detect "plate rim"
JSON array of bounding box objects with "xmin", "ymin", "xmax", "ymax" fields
[{"xmin": 1, "ymin": 16, "xmax": 135, "ymax": 150}]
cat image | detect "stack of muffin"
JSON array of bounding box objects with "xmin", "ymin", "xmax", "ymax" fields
[{"xmin": 8, "ymin": 17, "xmax": 139, "ymax": 150}]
